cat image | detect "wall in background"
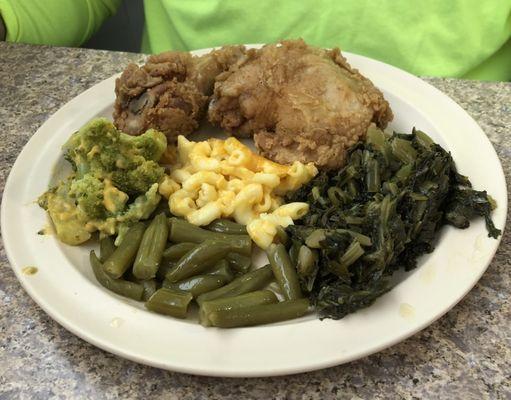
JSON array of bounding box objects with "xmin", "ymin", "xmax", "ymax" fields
[{"xmin": 84, "ymin": 0, "xmax": 144, "ymax": 53}]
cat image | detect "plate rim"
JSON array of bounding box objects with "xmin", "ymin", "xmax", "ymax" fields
[{"xmin": 1, "ymin": 45, "xmax": 507, "ymax": 377}]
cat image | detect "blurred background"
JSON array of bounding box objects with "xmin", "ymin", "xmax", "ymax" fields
[
  {"xmin": 2, "ymin": 0, "xmax": 508, "ymax": 80},
  {"xmin": 84, "ymin": 0, "xmax": 143, "ymax": 53}
]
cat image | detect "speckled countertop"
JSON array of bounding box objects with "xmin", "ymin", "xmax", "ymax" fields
[{"xmin": 0, "ymin": 42, "xmax": 510, "ymax": 400}]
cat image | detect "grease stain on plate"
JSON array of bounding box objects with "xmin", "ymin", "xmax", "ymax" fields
[
  {"xmin": 110, "ymin": 317, "xmax": 123, "ymax": 328},
  {"xmin": 22, "ymin": 266, "xmax": 38, "ymax": 275},
  {"xmin": 399, "ymin": 303, "xmax": 415, "ymax": 321},
  {"xmin": 420, "ymin": 265, "xmax": 436, "ymax": 284},
  {"xmin": 474, "ymin": 233, "xmax": 487, "ymax": 251},
  {"xmin": 470, "ymin": 233, "xmax": 489, "ymax": 264}
]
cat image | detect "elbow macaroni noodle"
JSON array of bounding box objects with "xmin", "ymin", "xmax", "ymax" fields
[{"xmin": 159, "ymin": 135, "xmax": 318, "ymax": 248}]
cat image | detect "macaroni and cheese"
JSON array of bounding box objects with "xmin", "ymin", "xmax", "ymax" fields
[{"xmin": 159, "ymin": 135, "xmax": 318, "ymax": 248}]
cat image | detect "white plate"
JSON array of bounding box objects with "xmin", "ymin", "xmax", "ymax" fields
[{"xmin": 1, "ymin": 46, "xmax": 507, "ymax": 377}]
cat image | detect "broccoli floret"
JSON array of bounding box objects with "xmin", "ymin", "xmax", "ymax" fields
[
  {"xmin": 111, "ymin": 160, "xmax": 164, "ymax": 195},
  {"xmin": 38, "ymin": 178, "xmax": 92, "ymax": 245},
  {"xmin": 63, "ymin": 118, "xmax": 166, "ymax": 189},
  {"xmin": 63, "ymin": 119, "xmax": 122, "ymax": 174},
  {"xmin": 40, "ymin": 118, "xmax": 167, "ymax": 245},
  {"xmin": 130, "ymin": 129, "xmax": 169, "ymax": 161},
  {"xmin": 114, "ymin": 183, "xmax": 162, "ymax": 245},
  {"xmin": 69, "ymin": 174, "xmax": 106, "ymax": 220}
]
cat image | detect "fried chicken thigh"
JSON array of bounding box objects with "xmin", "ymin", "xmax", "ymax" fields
[
  {"xmin": 114, "ymin": 46, "xmax": 247, "ymax": 141},
  {"xmin": 208, "ymin": 40, "xmax": 393, "ymax": 169}
]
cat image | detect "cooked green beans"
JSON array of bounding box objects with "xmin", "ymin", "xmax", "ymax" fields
[
  {"xmin": 225, "ymin": 252, "xmax": 252, "ymax": 274},
  {"xmin": 199, "ymin": 290, "xmax": 278, "ymax": 326},
  {"xmin": 196, "ymin": 265, "xmax": 274, "ymax": 306},
  {"xmin": 265, "ymin": 281, "xmax": 283, "ymax": 297},
  {"xmin": 156, "ymin": 260, "xmax": 175, "ymax": 281},
  {"xmin": 206, "ymin": 219, "xmax": 247, "ymax": 234},
  {"xmin": 104, "ymin": 222, "xmax": 145, "ymax": 279},
  {"xmin": 164, "ymin": 275, "xmax": 228, "ymax": 297},
  {"xmin": 165, "ymin": 240, "xmax": 232, "ymax": 282},
  {"xmin": 133, "ymin": 213, "xmax": 168, "ymax": 280},
  {"xmin": 145, "ymin": 288, "xmax": 193, "ymax": 318},
  {"xmin": 125, "ymin": 270, "xmax": 159, "ymax": 301},
  {"xmin": 140, "ymin": 279, "xmax": 158, "ymax": 301},
  {"xmin": 266, "ymin": 244, "xmax": 302, "ymax": 300},
  {"xmin": 162, "ymin": 242, "xmax": 196, "ymax": 261},
  {"xmin": 90, "ymin": 251, "xmax": 143, "ymax": 301},
  {"xmin": 88, "ymin": 213, "xmax": 320, "ymax": 327},
  {"xmin": 208, "ymin": 298, "xmax": 310, "ymax": 328},
  {"xmin": 207, "ymin": 260, "xmax": 234, "ymax": 282},
  {"xmin": 99, "ymin": 236, "xmax": 116, "ymax": 262},
  {"xmin": 168, "ymin": 218, "xmax": 252, "ymax": 256}
]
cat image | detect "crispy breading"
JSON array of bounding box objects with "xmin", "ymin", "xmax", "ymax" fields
[
  {"xmin": 113, "ymin": 46, "xmax": 247, "ymax": 141},
  {"xmin": 208, "ymin": 39, "xmax": 393, "ymax": 169}
]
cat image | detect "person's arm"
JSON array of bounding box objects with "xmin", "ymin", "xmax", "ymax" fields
[{"xmin": 0, "ymin": 0, "xmax": 121, "ymax": 46}]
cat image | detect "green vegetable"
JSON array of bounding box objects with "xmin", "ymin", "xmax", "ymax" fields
[
  {"xmin": 289, "ymin": 241, "xmax": 301, "ymax": 266},
  {"xmin": 444, "ymin": 188, "xmax": 501, "ymax": 239},
  {"xmin": 207, "ymin": 260, "xmax": 234, "ymax": 282},
  {"xmin": 164, "ymin": 240, "xmax": 232, "ymax": 282},
  {"xmin": 266, "ymin": 244, "xmax": 302, "ymax": 300},
  {"xmin": 156, "ymin": 260, "xmax": 175, "ymax": 281},
  {"xmin": 196, "ymin": 265, "xmax": 274, "ymax": 306},
  {"xmin": 89, "ymin": 250, "xmax": 144, "ymax": 301},
  {"xmin": 286, "ymin": 127, "xmax": 500, "ymax": 319},
  {"xmin": 139, "ymin": 279, "xmax": 158, "ymax": 301},
  {"xmin": 37, "ymin": 179, "xmax": 91, "ymax": 245},
  {"xmin": 331, "ymin": 240, "xmax": 364, "ymax": 276},
  {"xmin": 296, "ymin": 245, "xmax": 318, "ymax": 292},
  {"xmin": 208, "ymin": 298, "xmax": 310, "ymax": 328},
  {"xmin": 38, "ymin": 118, "xmax": 166, "ymax": 245},
  {"xmin": 63, "ymin": 118, "xmax": 166, "ymax": 194},
  {"xmin": 225, "ymin": 252, "xmax": 252, "ymax": 274},
  {"xmin": 169, "ymin": 218, "xmax": 252, "ymax": 256},
  {"xmin": 145, "ymin": 288, "xmax": 193, "ymax": 319},
  {"xmin": 163, "ymin": 275, "xmax": 229, "ymax": 297},
  {"xmin": 113, "ymin": 183, "xmax": 161, "ymax": 245},
  {"xmin": 206, "ymin": 219, "xmax": 247, "ymax": 234},
  {"xmin": 99, "ymin": 236, "xmax": 116, "ymax": 262},
  {"xmin": 125, "ymin": 274, "xmax": 159, "ymax": 301},
  {"xmin": 273, "ymin": 226, "xmax": 289, "ymax": 246},
  {"xmin": 162, "ymin": 242, "xmax": 196, "ymax": 261},
  {"xmin": 103, "ymin": 222, "xmax": 145, "ymax": 279},
  {"xmin": 133, "ymin": 213, "xmax": 168, "ymax": 280},
  {"xmin": 199, "ymin": 290, "xmax": 278, "ymax": 327}
]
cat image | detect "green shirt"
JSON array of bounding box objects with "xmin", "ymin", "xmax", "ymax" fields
[{"xmin": 1, "ymin": 0, "xmax": 510, "ymax": 81}]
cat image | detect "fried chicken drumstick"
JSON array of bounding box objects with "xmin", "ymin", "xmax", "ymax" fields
[
  {"xmin": 113, "ymin": 46, "xmax": 247, "ymax": 141},
  {"xmin": 208, "ymin": 40, "xmax": 393, "ymax": 169}
]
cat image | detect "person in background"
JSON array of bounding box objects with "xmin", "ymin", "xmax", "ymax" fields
[{"xmin": 0, "ymin": 0, "xmax": 509, "ymax": 81}]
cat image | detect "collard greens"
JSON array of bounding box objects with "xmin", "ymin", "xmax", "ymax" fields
[{"xmin": 286, "ymin": 126, "xmax": 501, "ymax": 319}]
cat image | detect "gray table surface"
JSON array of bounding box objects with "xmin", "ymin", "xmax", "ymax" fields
[{"xmin": 0, "ymin": 42, "xmax": 509, "ymax": 400}]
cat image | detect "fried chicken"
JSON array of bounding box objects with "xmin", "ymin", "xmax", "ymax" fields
[
  {"xmin": 208, "ymin": 40, "xmax": 393, "ymax": 169},
  {"xmin": 113, "ymin": 46, "xmax": 247, "ymax": 141}
]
